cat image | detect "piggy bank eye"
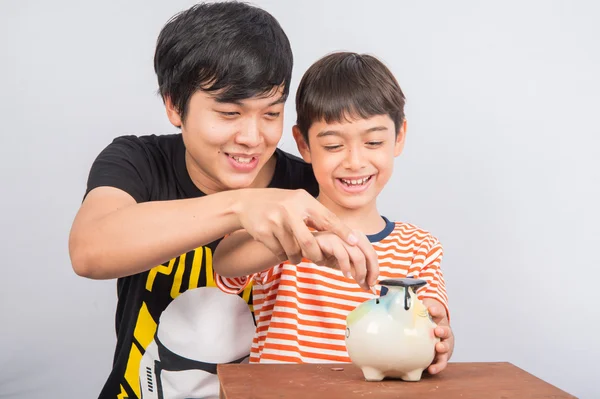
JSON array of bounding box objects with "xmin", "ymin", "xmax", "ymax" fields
[{"xmin": 346, "ymin": 327, "xmax": 350, "ymax": 338}]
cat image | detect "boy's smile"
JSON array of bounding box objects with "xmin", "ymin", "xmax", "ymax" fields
[{"xmin": 337, "ymin": 175, "xmax": 375, "ymax": 193}]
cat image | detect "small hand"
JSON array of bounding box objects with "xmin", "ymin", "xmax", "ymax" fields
[{"xmin": 422, "ymin": 298, "xmax": 454, "ymax": 375}]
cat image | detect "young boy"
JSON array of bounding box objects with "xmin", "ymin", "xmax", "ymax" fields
[{"xmin": 214, "ymin": 51, "xmax": 450, "ymax": 368}]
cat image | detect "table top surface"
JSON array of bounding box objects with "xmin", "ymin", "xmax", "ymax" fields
[{"xmin": 217, "ymin": 362, "xmax": 577, "ymax": 399}]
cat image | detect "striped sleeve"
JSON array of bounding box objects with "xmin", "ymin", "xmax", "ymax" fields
[
  {"xmin": 415, "ymin": 236, "xmax": 450, "ymax": 321},
  {"xmin": 215, "ymin": 274, "xmax": 254, "ymax": 294},
  {"xmin": 215, "ymin": 266, "xmax": 279, "ymax": 295}
]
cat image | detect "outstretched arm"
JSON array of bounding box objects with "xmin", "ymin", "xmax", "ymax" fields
[
  {"xmin": 69, "ymin": 186, "xmax": 243, "ymax": 279},
  {"xmin": 70, "ymin": 186, "xmax": 374, "ymax": 280}
]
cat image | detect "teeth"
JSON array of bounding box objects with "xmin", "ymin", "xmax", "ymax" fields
[
  {"xmin": 231, "ymin": 155, "xmax": 253, "ymax": 164},
  {"xmin": 341, "ymin": 177, "xmax": 370, "ymax": 186}
]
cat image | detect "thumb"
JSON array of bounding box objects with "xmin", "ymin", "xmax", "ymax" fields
[{"xmin": 424, "ymin": 301, "xmax": 447, "ymax": 324}]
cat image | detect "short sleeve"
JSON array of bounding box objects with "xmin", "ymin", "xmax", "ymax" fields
[
  {"xmin": 215, "ymin": 275, "xmax": 254, "ymax": 294},
  {"xmin": 415, "ymin": 237, "xmax": 450, "ymax": 321},
  {"xmin": 215, "ymin": 266, "xmax": 278, "ymax": 295},
  {"xmin": 84, "ymin": 136, "xmax": 152, "ymax": 203}
]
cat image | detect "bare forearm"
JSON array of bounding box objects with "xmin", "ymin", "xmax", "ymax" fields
[
  {"xmin": 213, "ymin": 231, "xmax": 281, "ymax": 277},
  {"xmin": 69, "ymin": 189, "xmax": 243, "ymax": 279}
]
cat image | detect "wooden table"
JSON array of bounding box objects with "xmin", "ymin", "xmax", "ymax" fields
[{"xmin": 217, "ymin": 362, "xmax": 577, "ymax": 399}]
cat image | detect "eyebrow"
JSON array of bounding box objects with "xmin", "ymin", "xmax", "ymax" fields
[
  {"xmin": 214, "ymin": 94, "xmax": 287, "ymax": 107},
  {"xmin": 268, "ymin": 95, "xmax": 287, "ymax": 106},
  {"xmin": 316, "ymin": 125, "xmax": 388, "ymax": 138}
]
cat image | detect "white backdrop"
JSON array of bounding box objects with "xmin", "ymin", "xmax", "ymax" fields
[{"xmin": 1, "ymin": 0, "xmax": 598, "ymax": 398}]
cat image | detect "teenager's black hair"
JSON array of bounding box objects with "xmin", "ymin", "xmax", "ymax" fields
[{"xmin": 154, "ymin": 1, "xmax": 293, "ymax": 123}]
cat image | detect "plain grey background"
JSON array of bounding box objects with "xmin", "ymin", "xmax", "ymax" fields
[{"xmin": 1, "ymin": 0, "xmax": 599, "ymax": 398}]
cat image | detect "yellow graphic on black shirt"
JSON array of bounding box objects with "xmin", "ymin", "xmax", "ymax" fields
[{"xmin": 117, "ymin": 246, "xmax": 253, "ymax": 398}]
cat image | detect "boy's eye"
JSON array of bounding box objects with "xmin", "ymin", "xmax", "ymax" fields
[
  {"xmin": 323, "ymin": 144, "xmax": 343, "ymax": 151},
  {"xmin": 366, "ymin": 141, "xmax": 384, "ymax": 147}
]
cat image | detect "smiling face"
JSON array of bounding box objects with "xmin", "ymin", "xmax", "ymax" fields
[
  {"xmin": 292, "ymin": 52, "xmax": 408, "ymax": 215},
  {"xmin": 293, "ymin": 114, "xmax": 406, "ymax": 214},
  {"xmin": 166, "ymin": 86, "xmax": 286, "ymax": 194}
]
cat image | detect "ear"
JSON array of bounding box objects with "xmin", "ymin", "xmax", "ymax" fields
[
  {"xmin": 164, "ymin": 96, "xmax": 183, "ymax": 128},
  {"xmin": 394, "ymin": 119, "xmax": 408, "ymax": 157},
  {"xmin": 292, "ymin": 125, "xmax": 312, "ymax": 164}
]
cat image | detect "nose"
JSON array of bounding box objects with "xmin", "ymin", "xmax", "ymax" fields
[
  {"xmin": 343, "ymin": 146, "xmax": 366, "ymax": 171},
  {"xmin": 234, "ymin": 118, "xmax": 262, "ymax": 147}
]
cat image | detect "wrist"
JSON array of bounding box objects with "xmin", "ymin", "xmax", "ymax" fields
[{"xmin": 226, "ymin": 188, "xmax": 249, "ymax": 231}]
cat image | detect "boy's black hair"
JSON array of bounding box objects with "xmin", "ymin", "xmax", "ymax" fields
[
  {"xmin": 154, "ymin": 1, "xmax": 293, "ymax": 124},
  {"xmin": 296, "ymin": 52, "xmax": 406, "ymax": 141}
]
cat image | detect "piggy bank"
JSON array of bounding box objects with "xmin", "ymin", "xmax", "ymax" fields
[{"xmin": 345, "ymin": 278, "xmax": 439, "ymax": 382}]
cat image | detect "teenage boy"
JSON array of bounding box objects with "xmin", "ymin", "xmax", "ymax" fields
[{"xmin": 69, "ymin": 3, "xmax": 383, "ymax": 398}]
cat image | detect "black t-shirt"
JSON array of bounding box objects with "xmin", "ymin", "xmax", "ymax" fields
[{"xmin": 85, "ymin": 133, "xmax": 318, "ymax": 399}]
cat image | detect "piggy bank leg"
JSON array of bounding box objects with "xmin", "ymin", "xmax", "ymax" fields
[
  {"xmin": 361, "ymin": 366, "xmax": 385, "ymax": 382},
  {"xmin": 401, "ymin": 369, "xmax": 424, "ymax": 382}
]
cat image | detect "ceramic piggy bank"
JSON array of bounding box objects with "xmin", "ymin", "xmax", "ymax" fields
[{"xmin": 345, "ymin": 278, "xmax": 439, "ymax": 382}]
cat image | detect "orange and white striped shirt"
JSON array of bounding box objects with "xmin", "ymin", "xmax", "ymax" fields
[{"xmin": 216, "ymin": 218, "xmax": 448, "ymax": 364}]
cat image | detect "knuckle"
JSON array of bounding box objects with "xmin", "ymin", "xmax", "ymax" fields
[
  {"xmin": 300, "ymin": 236, "xmax": 316, "ymax": 249},
  {"xmin": 269, "ymin": 205, "xmax": 287, "ymax": 222},
  {"xmin": 253, "ymin": 226, "xmax": 269, "ymax": 240},
  {"xmin": 293, "ymin": 189, "xmax": 308, "ymax": 201}
]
